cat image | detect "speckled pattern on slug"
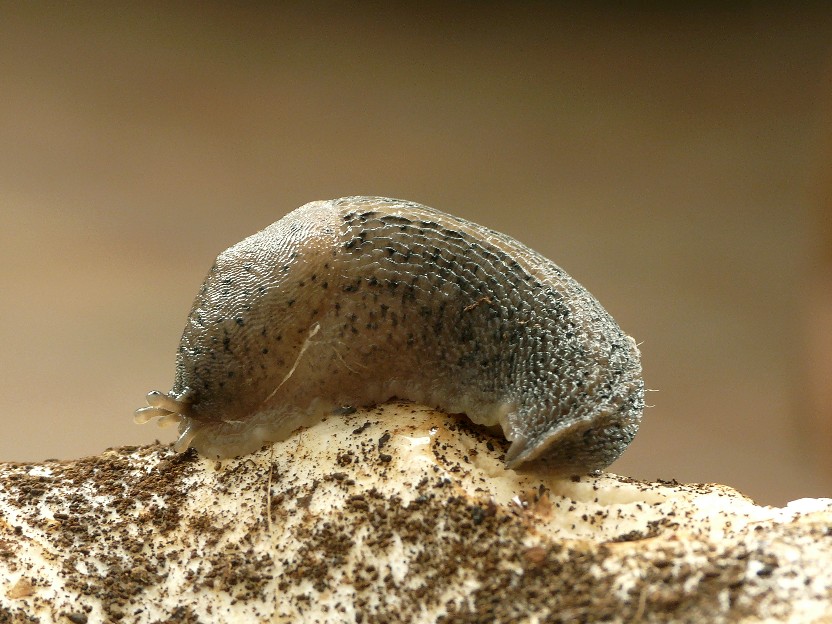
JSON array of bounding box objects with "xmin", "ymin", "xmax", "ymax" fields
[{"xmin": 137, "ymin": 196, "xmax": 645, "ymax": 472}]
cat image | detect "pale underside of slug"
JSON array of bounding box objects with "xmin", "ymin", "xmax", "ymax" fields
[{"xmin": 136, "ymin": 196, "xmax": 644, "ymax": 473}]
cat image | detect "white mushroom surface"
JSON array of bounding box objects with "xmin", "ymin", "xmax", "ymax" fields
[{"xmin": 1, "ymin": 403, "xmax": 830, "ymax": 623}]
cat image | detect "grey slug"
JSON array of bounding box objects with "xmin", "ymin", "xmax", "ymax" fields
[{"xmin": 136, "ymin": 196, "xmax": 644, "ymax": 473}]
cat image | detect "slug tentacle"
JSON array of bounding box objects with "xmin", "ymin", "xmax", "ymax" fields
[
  {"xmin": 173, "ymin": 422, "xmax": 198, "ymax": 453},
  {"xmin": 135, "ymin": 196, "xmax": 645, "ymax": 474},
  {"xmin": 133, "ymin": 406, "xmax": 171, "ymax": 424}
]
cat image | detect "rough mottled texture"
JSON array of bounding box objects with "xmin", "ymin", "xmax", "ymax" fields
[
  {"xmin": 2, "ymin": 403, "xmax": 830, "ymax": 623},
  {"xmin": 136, "ymin": 196, "xmax": 644, "ymax": 472}
]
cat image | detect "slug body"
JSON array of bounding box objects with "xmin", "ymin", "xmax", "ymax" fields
[{"xmin": 136, "ymin": 196, "xmax": 644, "ymax": 472}]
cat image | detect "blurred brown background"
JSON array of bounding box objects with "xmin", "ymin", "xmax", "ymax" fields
[{"xmin": 1, "ymin": 3, "xmax": 831, "ymax": 505}]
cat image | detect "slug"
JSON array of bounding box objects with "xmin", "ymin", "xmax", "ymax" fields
[{"xmin": 136, "ymin": 196, "xmax": 644, "ymax": 473}]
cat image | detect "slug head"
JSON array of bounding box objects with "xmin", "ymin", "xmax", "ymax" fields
[{"xmin": 135, "ymin": 202, "xmax": 339, "ymax": 457}]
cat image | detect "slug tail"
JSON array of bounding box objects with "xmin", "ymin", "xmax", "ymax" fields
[{"xmin": 504, "ymin": 436, "xmax": 530, "ymax": 469}]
